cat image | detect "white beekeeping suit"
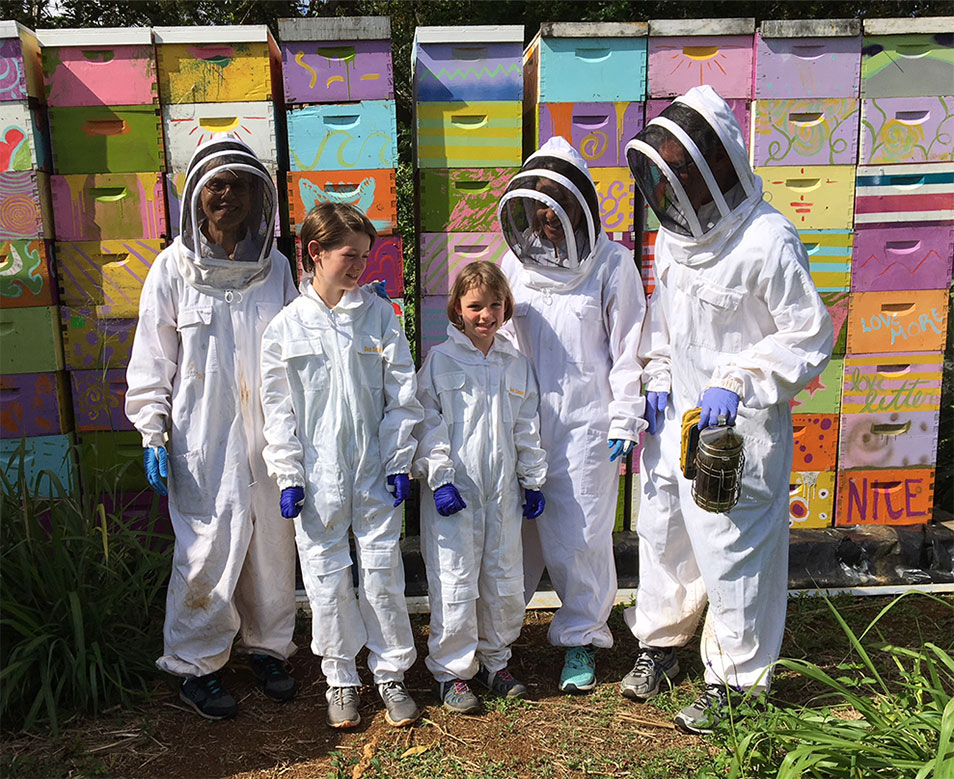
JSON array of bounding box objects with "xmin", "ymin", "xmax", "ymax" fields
[
  {"xmin": 624, "ymin": 85, "xmax": 833, "ymax": 692},
  {"xmin": 413, "ymin": 323, "xmax": 547, "ymax": 682},
  {"xmin": 259, "ymin": 280, "xmax": 423, "ymax": 688},
  {"xmin": 497, "ymin": 137, "xmax": 647, "ymax": 654},
  {"xmin": 125, "ymin": 136, "xmax": 298, "ymax": 678}
]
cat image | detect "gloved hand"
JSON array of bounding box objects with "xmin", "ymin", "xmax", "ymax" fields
[
  {"xmin": 644, "ymin": 390, "xmax": 668, "ymax": 436},
  {"xmin": 280, "ymin": 486, "xmax": 305, "ymax": 519},
  {"xmin": 434, "ymin": 483, "xmax": 466, "ymax": 517},
  {"xmin": 608, "ymin": 438, "xmax": 635, "ymax": 462},
  {"xmin": 522, "ymin": 489, "xmax": 545, "ymax": 519},
  {"xmin": 698, "ymin": 387, "xmax": 740, "ymax": 430},
  {"xmin": 143, "ymin": 446, "xmax": 168, "ymax": 496},
  {"xmin": 386, "ymin": 474, "xmax": 412, "ymax": 507},
  {"xmin": 369, "ymin": 280, "xmax": 390, "ymax": 301}
]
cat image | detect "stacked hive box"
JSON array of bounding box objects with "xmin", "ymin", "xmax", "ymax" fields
[
  {"xmin": 38, "ymin": 27, "xmax": 165, "ymax": 496},
  {"xmin": 278, "ymin": 15, "xmax": 402, "ymax": 326},
  {"xmin": 753, "ymin": 19, "xmax": 863, "ymax": 529},
  {"xmin": 837, "ymin": 16, "xmax": 953, "ymax": 526},
  {"xmin": 523, "ymin": 21, "xmax": 648, "ymax": 531},
  {"xmin": 414, "ymin": 25, "xmax": 524, "ymax": 357},
  {"xmin": 0, "ymin": 21, "xmax": 74, "ymax": 495}
]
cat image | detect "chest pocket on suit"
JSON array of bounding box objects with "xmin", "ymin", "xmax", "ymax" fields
[
  {"xmin": 685, "ymin": 280, "xmax": 744, "ymax": 353},
  {"xmin": 281, "ymin": 337, "xmax": 329, "ymax": 393},
  {"xmin": 568, "ymin": 299, "xmax": 604, "ymax": 363},
  {"xmin": 504, "ymin": 380, "xmax": 526, "ymax": 426},
  {"xmin": 433, "ymin": 371, "xmax": 466, "ymax": 422},
  {"xmin": 177, "ymin": 306, "xmax": 217, "ymax": 376},
  {"xmin": 356, "ymin": 335, "xmax": 385, "ymax": 389}
]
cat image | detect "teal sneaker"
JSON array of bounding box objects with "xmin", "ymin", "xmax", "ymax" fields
[{"xmin": 559, "ymin": 645, "xmax": 596, "ymax": 693}]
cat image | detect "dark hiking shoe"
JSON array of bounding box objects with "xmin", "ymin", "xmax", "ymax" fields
[
  {"xmin": 179, "ymin": 673, "xmax": 238, "ymax": 720},
  {"xmin": 474, "ymin": 666, "xmax": 528, "ymax": 699},
  {"xmin": 249, "ymin": 653, "xmax": 299, "ymax": 701}
]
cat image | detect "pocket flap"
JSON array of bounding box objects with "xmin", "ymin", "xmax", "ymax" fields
[
  {"xmin": 514, "ymin": 300, "xmax": 530, "ymax": 318},
  {"xmin": 496, "ymin": 576, "xmax": 524, "ymax": 597},
  {"xmin": 434, "ymin": 371, "xmax": 466, "ymax": 393},
  {"xmin": 281, "ymin": 337, "xmax": 323, "ymax": 360},
  {"xmin": 177, "ymin": 306, "xmax": 212, "ymax": 329},
  {"xmin": 689, "ymin": 280, "xmax": 743, "ymax": 311},
  {"xmin": 360, "ymin": 546, "xmax": 397, "ymax": 570}
]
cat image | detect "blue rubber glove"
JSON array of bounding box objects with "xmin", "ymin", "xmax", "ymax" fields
[
  {"xmin": 280, "ymin": 486, "xmax": 305, "ymax": 519},
  {"xmin": 434, "ymin": 483, "xmax": 467, "ymax": 517},
  {"xmin": 698, "ymin": 387, "xmax": 740, "ymax": 430},
  {"xmin": 386, "ymin": 474, "xmax": 411, "ymax": 507},
  {"xmin": 370, "ymin": 280, "xmax": 390, "ymax": 301},
  {"xmin": 608, "ymin": 438, "xmax": 635, "ymax": 462},
  {"xmin": 143, "ymin": 446, "xmax": 168, "ymax": 496},
  {"xmin": 645, "ymin": 390, "xmax": 668, "ymax": 436},
  {"xmin": 522, "ymin": 489, "xmax": 545, "ymax": 519}
]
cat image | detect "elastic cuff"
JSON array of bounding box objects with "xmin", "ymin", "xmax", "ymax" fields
[
  {"xmin": 707, "ymin": 375, "xmax": 745, "ymax": 398},
  {"xmin": 644, "ymin": 377, "xmax": 671, "ymax": 394},
  {"xmin": 277, "ymin": 476, "xmax": 303, "ymax": 490}
]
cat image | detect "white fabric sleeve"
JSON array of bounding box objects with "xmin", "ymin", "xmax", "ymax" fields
[
  {"xmin": 514, "ymin": 360, "xmax": 548, "ymax": 491},
  {"xmin": 259, "ymin": 314, "xmax": 306, "ymax": 490},
  {"xmin": 411, "ymin": 355, "xmax": 457, "ymax": 490},
  {"xmin": 125, "ymin": 254, "xmax": 179, "ymax": 449},
  {"xmin": 379, "ymin": 305, "xmax": 425, "ymax": 477},
  {"xmin": 708, "ymin": 236, "xmax": 834, "ymax": 408},
  {"xmin": 603, "ymin": 250, "xmax": 649, "ymax": 440},
  {"xmin": 638, "ymin": 288, "xmax": 673, "ymax": 395}
]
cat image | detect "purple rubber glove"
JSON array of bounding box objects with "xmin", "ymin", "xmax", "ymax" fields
[
  {"xmin": 434, "ymin": 483, "xmax": 466, "ymax": 517},
  {"xmin": 143, "ymin": 446, "xmax": 168, "ymax": 496},
  {"xmin": 608, "ymin": 439, "xmax": 635, "ymax": 462},
  {"xmin": 386, "ymin": 474, "xmax": 412, "ymax": 507},
  {"xmin": 280, "ymin": 486, "xmax": 305, "ymax": 519},
  {"xmin": 645, "ymin": 390, "xmax": 668, "ymax": 436},
  {"xmin": 698, "ymin": 387, "xmax": 740, "ymax": 430},
  {"xmin": 522, "ymin": 489, "xmax": 545, "ymax": 519}
]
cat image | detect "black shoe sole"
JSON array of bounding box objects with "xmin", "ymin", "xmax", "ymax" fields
[{"xmin": 178, "ymin": 690, "xmax": 237, "ymax": 721}]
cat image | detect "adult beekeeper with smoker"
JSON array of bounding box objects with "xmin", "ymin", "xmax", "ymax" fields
[
  {"xmin": 620, "ymin": 85, "xmax": 833, "ymax": 734},
  {"xmin": 497, "ymin": 136, "xmax": 646, "ymax": 694},
  {"xmin": 126, "ymin": 136, "xmax": 298, "ymax": 720}
]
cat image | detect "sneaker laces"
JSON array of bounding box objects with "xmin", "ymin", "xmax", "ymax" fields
[
  {"xmin": 197, "ymin": 673, "xmax": 223, "ymax": 695},
  {"xmin": 255, "ymin": 655, "xmax": 286, "ymax": 678},
  {"xmin": 380, "ymin": 681, "xmax": 409, "ymax": 703},
  {"xmin": 449, "ymin": 680, "xmax": 471, "ymax": 697},
  {"xmin": 696, "ymin": 684, "xmax": 730, "ymax": 711},
  {"xmin": 331, "ymin": 686, "xmax": 358, "ymax": 706},
  {"xmin": 632, "ymin": 648, "xmax": 669, "ymax": 675},
  {"xmin": 565, "ymin": 647, "xmax": 594, "ymax": 670},
  {"xmin": 495, "ymin": 669, "xmax": 515, "ymax": 683}
]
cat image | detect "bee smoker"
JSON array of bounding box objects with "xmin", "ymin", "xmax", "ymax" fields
[{"xmin": 690, "ymin": 417, "xmax": 745, "ymax": 513}]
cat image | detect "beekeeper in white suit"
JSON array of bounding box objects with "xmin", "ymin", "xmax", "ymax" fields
[
  {"xmin": 125, "ymin": 136, "xmax": 298, "ymax": 720},
  {"xmin": 621, "ymin": 85, "xmax": 832, "ymax": 734},
  {"xmin": 497, "ymin": 136, "xmax": 646, "ymax": 694}
]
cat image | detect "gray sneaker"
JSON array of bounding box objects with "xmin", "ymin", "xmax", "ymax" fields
[
  {"xmin": 377, "ymin": 680, "xmax": 419, "ymax": 727},
  {"xmin": 620, "ymin": 646, "xmax": 680, "ymax": 701},
  {"xmin": 436, "ymin": 679, "xmax": 481, "ymax": 714},
  {"xmin": 674, "ymin": 684, "xmax": 731, "ymax": 735},
  {"xmin": 325, "ymin": 685, "xmax": 361, "ymax": 729},
  {"xmin": 473, "ymin": 666, "xmax": 528, "ymax": 699}
]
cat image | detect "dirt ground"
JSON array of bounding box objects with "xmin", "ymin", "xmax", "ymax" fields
[{"xmin": 3, "ymin": 595, "xmax": 952, "ymax": 779}]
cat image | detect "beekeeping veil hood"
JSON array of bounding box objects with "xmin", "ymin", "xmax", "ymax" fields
[
  {"xmin": 498, "ymin": 136, "xmax": 602, "ymax": 275},
  {"xmin": 625, "ymin": 86, "xmax": 763, "ymax": 265},
  {"xmin": 176, "ymin": 134, "xmax": 277, "ymax": 296}
]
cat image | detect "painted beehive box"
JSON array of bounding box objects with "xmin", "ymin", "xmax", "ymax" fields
[
  {"xmin": 646, "ymin": 98, "xmax": 751, "ymax": 150},
  {"xmin": 278, "ymin": 16, "xmax": 393, "ymax": 104},
  {"xmin": 0, "ymin": 434, "xmax": 76, "ymax": 497},
  {"xmin": 287, "ymin": 100, "xmax": 396, "ymax": 171},
  {"xmin": 851, "ymin": 225, "xmax": 953, "ymax": 292},
  {"xmin": 820, "ymin": 290, "xmax": 850, "ymax": 356},
  {"xmin": 50, "ymin": 173, "xmax": 166, "ymax": 241},
  {"xmin": 799, "ymin": 230, "xmax": 852, "ymax": 292},
  {"xmin": 789, "ymin": 470, "xmax": 836, "ymax": 528},
  {"xmin": 0, "ymin": 305, "xmax": 63, "ymax": 373},
  {"xmin": 536, "ymin": 102, "xmax": 644, "ymax": 168},
  {"xmin": 60, "ymin": 307, "xmax": 136, "ymax": 371},
  {"xmin": 841, "ymin": 352, "xmax": 942, "ymax": 417},
  {"xmin": 48, "ymin": 105, "xmax": 162, "ymax": 174},
  {"xmin": 77, "ymin": 430, "xmax": 147, "ymax": 492},
  {"xmin": 759, "ymin": 165, "xmax": 856, "ymax": 230},
  {"xmin": 295, "ymin": 234, "xmax": 404, "ymax": 298},
  {"xmin": 791, "ymin": 356, "xmax": 843, "ymax": 414},
  {"xmin": 413, "ymin": 27, "xmax": 523, "ymax": 103},
  {"xmin": 647, "ymin": 19, "xmax": 755, "ymax": 99},
  {"xmin": 0, "ymin": 239, "xmax": 55, "ymax": 307},
  {"xmin": 0, "ymin": 170, "xmax": 52, "ymax": 239},
  {"xmin": 836, "ymin": 468, "xmax": 934, "ymax": 526},
  {"xmin": 419, "ymin": 167, "xmax": 515, "ymax": 232},
  {"xmin": 753, "ymin": 99, "xmax": 859, "ymax": 166},
  {"xmin": 861, "ymin": 21, "xmax": 954, "ymax": 98},
  {"xmin": 0, "ymin": 22, "xmax": 43, "ymax": 103},
  {"xmin": 287, "ymin": 169, "xmax": 396, "ymax": 235},
  {"xmin": 839, "ymin": 410, "xmax": 939, "ymax": 470},
  {"xmin": 420, "ymin": 232, "xmax": 508, "ymax": 295},
  {"xmin": 70, "ymin": 369, "xmax": 133, "ymax": 433},
  {"xmin": 640, "ymin": 230, "xmax": 656, "ymax": 296},
  {"xmin": 854, "ymin": 163, "xmax": 954, "ymax": 225},
  {"xmin": 754, "ymin": 20, "xmax": 861, "ymax": 99},
  {"xmin": 590, "ymin": 167, "xmax": 635, "ymax": 233},
  {"xmin": 860, "ymin": 96, "xmax": 954, "ymax": 165},
  {"xmin": 0, "ymin": 101, "xmax": 50, "ymax": 171},
  {"xmin": 155, "ymin": 26, "xmax": 278, "ymax": 104},
  {"xmin": 420, "ymin": 293, "xmax": 450, "ymax": 357},
  {"xmin": 163, "ymin": 101, "xmax": 277, "ymax": 172},
  {"xmin": 39, "ymin": 28, "xmax": 157, "ymax": 107},
  {"xmin": 0, "ymin": 371, "xmax": 70, "ymax": 438},
  {"xmin": 416, "ymin": 101, "xmax": 522, "ymax": 168},
  {"xmin": 846, "ymin": 289, "xmax": 948, "ymax": 355},
  {"xmin": 55, "ymin": 239, "xmax": 162, "ymax": 318},
  {"xmin": 791, "ymin": 413, "xmax": 839, "ymax": 471}
]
